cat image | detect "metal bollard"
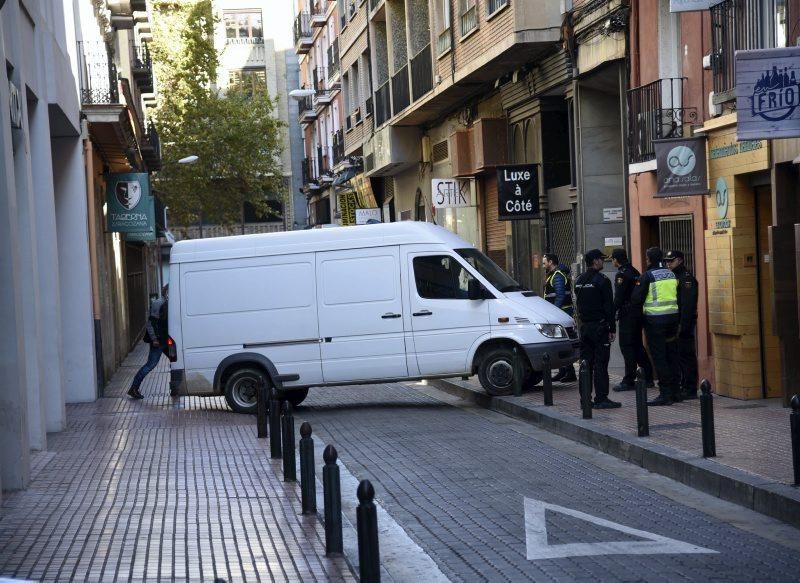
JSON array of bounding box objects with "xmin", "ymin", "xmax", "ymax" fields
[
  {"xmin": 791, "ymin": 395, "xmax": 800, "ymax": 487},
  {"xmin": 699, "ymin": 379, "xmax": 716, "ymax": 458},
  {"xmin": 281, "ymin": 402, "xmax": 296, "ymax": 481},
  {"xmin": 256, "ymin": 380, "xmax": 268, "ymax": 439},
  {"xmin": 578, "ymin": 359, "xmax": 592, "ymax": 419},
  {"xmin": 634, "ymin": 367, "xmax": 649, "ymax": 437},
  {"xmin": 512, "ymin": 347, "xmax": 523, "ymax": 396},
  {"xmin": 356, "ymin": 480, "xmax": 381, "ymax": 583},
  {"xmin": 323, "ymin": 445, "xmax": 343, "ymax": 555},
  {"xmin": 542, "ymin": 353, "xmax": 553, "ymax": 406},
  {"xmin": 269, "ymin": 387, "xmax": 282, "ymax": 459},
  {"xmin": 299, "ymin": 422, "xmax": 317, "ymax": 514}
]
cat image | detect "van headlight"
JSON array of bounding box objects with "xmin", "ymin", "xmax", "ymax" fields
[{"xmin": 535, "ymin": 324, "xmax": 567, "ymax": 338}]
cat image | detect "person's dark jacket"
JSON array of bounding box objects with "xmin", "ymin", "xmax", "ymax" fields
[
  {"xmin": 145, "ymin": 297, "xmax": 168, "ymax": 345},
  {"xmin": 574, "ymin": 268, "xmax": 616, "ymax": 334},
  {"xmin": 545, "ymin": 263, "xmax": 572, "ymax": 309},
  {"xmin": 613, "ymin": 262, "xmax": 641, "ymax": 320},
  {"xmin": 672, "ymin": 264, "xmax": 698, "ymax": 336}
]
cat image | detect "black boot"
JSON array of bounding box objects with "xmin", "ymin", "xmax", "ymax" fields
[
  {"xmin": 647, "ymin": 393, "xmax": 673, "ymax": 406},
  {"xmin": 560, "ymin": 366, "xmax": 577, "ymax": 382},
  {"xmin": 127, "ymin": 386, "xmax": 144, "ymax": 399},
  {"xmin": 612, "ymin": 382, "xmax": 635, "ymax": 392}
]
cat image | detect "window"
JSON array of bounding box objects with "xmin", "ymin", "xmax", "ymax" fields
[
  {"xmin": 415, "ymin": 188, "xmax": 427, "ymax": 221},
  {"xmin": 414, "ymin": 255, "xmax": 476, "ymax": 299},
  {"xmin": 455, "ymin": 248, "xmax": 522, "ymax": 292},
  {"xmin": 224, "ymin": 10, "xmax": 263, "ymax": 39},
  {"xmin": 228, "ymin": 69, "xmax": 266, "ymax": 95},
  {"xmin": 436, "ymin": 0, "xmax": 452, "ymax": 55},
  {"xmin": 459, "ymin": 0, "xmax": 477, "ymax": 37}
]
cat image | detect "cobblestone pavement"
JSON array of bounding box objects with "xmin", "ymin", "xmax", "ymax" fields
[
  {"xmin": 0, "ymin": 347, "xmax": 354, "ymax": 583},
  {"xmin": 298, "ymin": 382, "xmax": 800, "ymax": 582},
  {"xmin": 441, "ymin": 372, "xmax": 794, "ymax": 484}
]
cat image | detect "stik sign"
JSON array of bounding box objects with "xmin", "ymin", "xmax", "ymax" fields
[
  {"xmin": 497, "ymin": 164, "xmax": 539, "ymax": 220},
  {"xmin": 106, "ymin": 173, "xmax": 155, "ymax": 238},
  {"xmin": 431, "ymin": 178, "xmax": 471, "ymax": 208}
]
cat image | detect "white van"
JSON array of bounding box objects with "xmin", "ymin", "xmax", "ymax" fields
[{"xmin": 166, "ymin": 222, "xmax": 579, "ymax": 413}]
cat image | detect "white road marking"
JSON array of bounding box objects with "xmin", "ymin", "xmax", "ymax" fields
[{"xmin": 524, "ymin": 497, "xmax": 718, "ymax": 560}]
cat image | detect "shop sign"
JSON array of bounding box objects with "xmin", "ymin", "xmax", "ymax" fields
[
  {"xmin": 355, "ymin": 208, "xmax": 381, "ymax": 224},
  {"xmin": 736, "ymin": 46, "xmax": 800, "ymax": 140},
  {"xmin": 654, "ymin": 136, "xmax": 708, "ymax": 197},
  {"xmin": 432, "ymin": 178, "xmax": 471, "ymax": 208},
  {"xmin": 497, "ymin": 164, "xmax": 539, "ymax": 221},
  {"xmin": 669, "ymin": 0, "xmax": 715, "ymax": 11},
  {"xmin": 339, "ymin": 191, "xmax": 359, "ymax": 226},
  {"xmin": 712, "ymin": 176, "xmax": 731, "ymax": 231},
  {"xmin": 9, "ymin": 79, "xmax": 22, "ymax": 129},
  {"xmin": 107, "ymin": 173, "xmax": 155, "ymax": 238},
  {"xmin": 602, "ymin": 207, "xmax": 624, "ymax": 223}
]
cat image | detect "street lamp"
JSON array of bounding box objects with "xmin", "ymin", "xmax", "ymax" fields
[
  {"xmin": 178, "ymin": 154, "xmax": 199, "ymax": 164},
  {"xmin": 289, "ymin": 88, "xmax": 316, "ymax": 100}
]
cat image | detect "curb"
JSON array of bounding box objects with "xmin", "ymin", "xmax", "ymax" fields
[{"xmin": 430, "ymin": 378, "xmax": 800, "ymax": 530}]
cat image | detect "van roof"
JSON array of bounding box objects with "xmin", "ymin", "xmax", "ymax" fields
[{"xmin": 169, "ymin": 222, "xmax": 473, "ymax": 263}]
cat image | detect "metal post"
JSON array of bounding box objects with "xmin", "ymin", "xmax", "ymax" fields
[
  {"xmin": 791, "ymin": 395, "xmax": 800, "ymax": 487},
  {"xmin": 281, "ymin": 402, "xmax": 296, "ymax": 482},
  {"xmin": 256, "ymin": 380, "xmax": 268, "ymax": 439},
  {"xmin": 323, "ymin": 445, "xmax": 343, "ymax": 555},
  {"xmin": 269, "ymin": 387, "xmax": 282, "ymax": 459},
  {"xmin": 699, "ymin": 379, "xmax": 716, "ymax": 458},
  {"xmin": 512, "ymin": 347, "xmax": 523, "ymax": 396},
  {"xmin": 635, "ymin": 367, "xmax": 650, "ymax": 437},
  {"xmin": 299, "ymin": 422, "xmax": 317, "ymax": 514},
  {"xmin": 542, "ymin": 353, "xmax": 553, "ymax": 406},
  {"xmin": 356, "ymin": 480, "xmax": 381, "ymax": 583},
  {"xmin": 579, "ymin": 359, "xmax": 592, "ymax": 419}
]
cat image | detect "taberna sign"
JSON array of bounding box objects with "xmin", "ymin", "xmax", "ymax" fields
[
  {"xmin": 496, "ymin": 164, "xmax": 539, "ymax": 221},
  {"xmin": 654, "ymin": 136, "xmax": 707, "ymax": 197},
  {"xmin": 669, "ymin": 0, "xmax": 715, "ymax": 12},
  {"xmin": 736, "ymin": 46, "xmax": 800, "ymax": 141},
  {"xmin": 107, "ymin": 173, "xmax": 156, "ymax": 239}
]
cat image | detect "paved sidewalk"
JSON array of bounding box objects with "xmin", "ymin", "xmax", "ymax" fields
[{"xmin": 0, "ymin": 345, "xmax": 354, "ymax": 582}]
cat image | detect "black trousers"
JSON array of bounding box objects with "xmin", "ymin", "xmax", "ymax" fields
[
  {"xmin": 678, "ymin": 323, "xmax": 699, "ymax": 395},
  {"xmin": 579, "ymin": 321, "xmax": 611, "ymax": 402},
  {"xmin": 618, "ymin": 314, "xmax": 654, "ymax": 386},
  {"xmin": 644, "ymin": 320, "xmax": 679, "ymax": 399}
]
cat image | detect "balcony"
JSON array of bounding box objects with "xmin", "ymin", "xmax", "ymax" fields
[
  {"xmin": 627, "ymin": 78, "xmax": 697, "ymax": 165},
  {"xmin": 391, "ymin": 65, "xmax": 410, "ymax": 117},
  {"xmin": 710, "ymin": 0, "xmax": 764, "ymax": 103},
  {"xmin": 302, "ymin": 157, "xmax": 317, "ymax": 186},
  {"xmin": 410, "ymin": 44, "xmax": 433, "ymax": 102},
  {"xmin": 141, "ymin": 123, "xmax": 162, "ymax": 171},
  {"xmin": 332, "ymin": 129, "xmax": 345, "ymax": 166},
  {"xmin": 327, "ymin": 39, "xmax": 340, "ymax": 79},
  {"xmin": 131, "ymin": 43, "xmax": 153, "ymax": 93},
  {"xmin": 311, "ymin": 0, "xmax": 327, "ymax": 26},
  {"xmin": 298, "ymin": 95, "xmax": 317, "ymax": 123},
  {"xmin": 78, "ymin": 41, "xmax": 119, "ymax": 104},
  {"xmin": 294, "ymin": 12, "xmax": 313, "ymax": 53},
  {"xmin": 313, "ymin": 68, "xmax": 335, "ymax": 107},
  {"xmin": 375, "ymin": 80, "xmax": 391, "ymax": 127}
]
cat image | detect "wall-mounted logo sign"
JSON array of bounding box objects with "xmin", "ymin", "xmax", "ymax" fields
[
  {"xmin": 9, "ymin": 79, "xmax": 22, "ymax": 129},
  {"xmin": 736, "ymin": 47, "xmax": 800, "ymax": 140},
  {"xmin": 355, "ymin": 208, "xmax": 381, "ymax": 224},
  {"xmin": 107, "ymin": 173, "xmax": 155, "ymax": 239},
  {"xmin": 654, "ymin": 137, "xmax": 707, "ymax": 197},
  {"xmin": 496, "ymin": 164, "xmax": 539, "ymax": 221},
  {"xmin": 432, "ymin": 178, "xmax": 471, "ymax": 208},
  {"xmin": 669, "ymin": 0, "xmax": 715, "ymax": 12},
  {"xmin": 714, "ymin": 176, "xmax": 730, "ymax": 228}
]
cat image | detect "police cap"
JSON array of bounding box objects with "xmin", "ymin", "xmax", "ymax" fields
[
  {"xmin": 664, "ymin": 250, "xmax": 684, "ymax": 261},
  {"xmin": 584, "ymin": 249, "xmax": 607, "ymax": 264}
]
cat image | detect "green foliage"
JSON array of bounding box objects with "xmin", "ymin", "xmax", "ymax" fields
[{"xmin": 150, "ymin": 0, "xmax": 286, "ymax": 230}]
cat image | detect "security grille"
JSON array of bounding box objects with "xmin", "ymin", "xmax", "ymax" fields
[
  {"xmin": 659, "ymin": 215, "xmax": 694, "ymax": 273},
  {"xmin": 549, "ymin": 209, "xmax": 576, "ymax": 266}
]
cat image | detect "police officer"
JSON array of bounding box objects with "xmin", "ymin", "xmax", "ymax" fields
[
  {"xmin": 543, "ymin": 253, "xmax": 576, "ymax": 382},
  {"xmin": 574, "ymin": 249, "xmax": 621, "ymax": 409},
  {"xmin": 610, "ymin": 248, "xmax": 654, "ymax": 392},
  {"xmin": 632, "ymin": 247, "xmax": 680, "ymax": 406},
  {"xmin": 665, "ymin": 250, "xmax": 699, "ymax": 400}
]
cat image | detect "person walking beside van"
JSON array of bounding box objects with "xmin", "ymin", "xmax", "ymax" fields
[
  {"xmin": 632, "ymin": 248, "xmax": 680, "ymax": 406},
  {"xmin": 665, "ymin": 250, "xmax": 699, "ymax": 400},
  {"xmin": 543, "ymin": 253, "xmax": 577, "ymax": 383},
  {"xmin": 610, "ymin": 248, "xmax": 654, "ymax": 392},
  {"xmin": 128, "ymin": 284, "xmax": 169, "ymax": 399},
  {"xmin": 574, "ymin": 250, "xmax": 621, "ymax": 409}
]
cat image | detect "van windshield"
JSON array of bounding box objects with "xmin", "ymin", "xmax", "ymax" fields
[{"xmin": 455, "ymin": 248, "xmax": 526, "ymax": 293}]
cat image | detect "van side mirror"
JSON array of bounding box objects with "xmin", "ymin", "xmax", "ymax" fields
[{"xmin": 468, "ymin": 279, "xmax": 484, "ymax": 301}]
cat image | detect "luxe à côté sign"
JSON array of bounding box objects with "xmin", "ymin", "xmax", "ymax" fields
[{"xmin": 496, "ymin": 164, "xmax": 540, "ymax": 221}]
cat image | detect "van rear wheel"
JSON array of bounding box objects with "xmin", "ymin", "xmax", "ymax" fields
[
  {"xmin": 224, "ymin": 368, "xmax": 267, "ymax": 414},
  {"xmin": 478, "ymin": 346, "xmax": 534, "ymax": 396}
]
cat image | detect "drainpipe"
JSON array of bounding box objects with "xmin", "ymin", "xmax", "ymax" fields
[{"xmin": 83, "ymin": 120, "xmax": 104, "ymax": 389}]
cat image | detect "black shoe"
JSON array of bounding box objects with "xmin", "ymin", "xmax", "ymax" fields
[
  {"xmin": 560, "ymin": 372, "xmax": 577, "ymax": 383},
  {"xmin": 647, "ymin": 396, "xmax": 673, "ymax": 406},
  {"xmin": 612, "ymin": 383, "xmax": 635, "ymax": 392},
  {"xmin": 593, "ymin": 398, "xmax": 622, "ymax": 409},
  {"xmin": 682, "ymin": 392, "xmax": 698, "ymax": 400},
  {"xmin": 551, "ymin": 372, "xmax": 565, "ymax": 382},
  {"xmin": 127, "ymin": 387, "xmax": 144, "ymax": 400},
  {"xmin": 646, "ymin": 381, "xmax": 656, "ymax": 388}
]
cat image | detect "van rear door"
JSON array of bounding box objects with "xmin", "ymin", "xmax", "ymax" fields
[{"xmin": 316, "ymin": 246, "xmax": 408, "ymax": 382}]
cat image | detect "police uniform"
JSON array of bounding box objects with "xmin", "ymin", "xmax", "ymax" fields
[
  {"xmin": 574, "ymin": 252, "xmax": 617, "ymax": 407},
  {"xmin": 632, "ymin": 261, "xmax": 680, "ymax": 405},
  {"xmin": 544, "ymin": 264, "xmax": 576, "ymax": 381},
  {"xmin": 613, "ymin": 261, "xmax": 654, "ymax": 390},
  {"xmin": 666, "ymin": 250, "xmax": 699, "ymax": 400}
]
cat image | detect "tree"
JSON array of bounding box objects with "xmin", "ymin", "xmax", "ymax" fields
[{"xmin": 150, "ymin": 0, "xmax": 286, "ymax": 232}]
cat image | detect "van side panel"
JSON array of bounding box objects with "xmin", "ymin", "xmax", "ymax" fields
[
  {"xmin": 180, "ymin": 253, "xmax": 322, "ymax": 393},
  {"xmin": 169, "ymin": 262, "xmax": 184, "ymax": 370}
]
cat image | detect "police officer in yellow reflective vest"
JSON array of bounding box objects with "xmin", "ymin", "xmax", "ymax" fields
[
  {"xmin": 632, "ymin": 247, "xmax": 680, "ymax": 406},
  {"xmin": 543, "ymin": 253, "xmax": 577, "ymax": 382}
]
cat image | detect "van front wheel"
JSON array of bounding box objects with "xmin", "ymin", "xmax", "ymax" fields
[
  {"xmin": 224, "ymin": 368, "xmax": 268, "ymax": 414},
  {"xmin": 478, "ymin": 346, "xmax": 533, "ymax": 396}
]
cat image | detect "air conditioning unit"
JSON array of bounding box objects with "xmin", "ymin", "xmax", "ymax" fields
[
  {"xmin": 421, "ymin": 136, "xmax": 432, "ymax": 163},
  {"xmin": 472, "ymin": 118, "xmax": 508, "ymax": 171},
  {"xmin": 449, "ymin": 129, "xmax": 474, "ymax": 177},
  {"xmin": 708, "ymin": 91, "xmax": 722, "ymax": 117}
]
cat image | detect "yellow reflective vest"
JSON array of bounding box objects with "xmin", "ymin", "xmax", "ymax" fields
[{"xmin": 643, "ymin": 268, "xmax": 679, "ymax": 317}]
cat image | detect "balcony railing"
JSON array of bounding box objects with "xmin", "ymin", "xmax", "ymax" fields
[
  {"xmin": 437, "ymin": 28, "xmax": 452, "ymax": 55},
  {"xmin": 327, "ymin": 39, "xmax": 340, "ymax": 78},
  {"xmin": 627, "ymin": 78, "xmax": 697, "ymax": 164},
  {"xmin": 332, "ymin": 129, "xmax": 345, "ymax": 165},
  {"xmin": 131, "ymin": 43, "xmax": 153, "ymax": 92},
  {"xmin": 710, "ymin": 0, "xmax": 765, "ymax": 99},
  {"xmin": 77, "ymin": 41, "xmax": 119, "ymax": 105},
  {"xmin": 313, "ymin": 67, "xmax": 328, "ymax": 94},
  {"xmin": 391, "ymin": 65, "xmax": 410, "ymax": 116},
  {"xmin": 225, "ymin": 37, "xmax": 265, "ymax": 45},
  {"xmin": 298, "ymin": 95, "xmax": 314, "ymax": 119},
  {"xmin": 375, "ymin": 79, "xmax": 391, "ymax": 126},
  {"xmin": 460, "ymin": 5, "xmax": 477, "ymax": 37},
  {"xmin": 293, "ymin": 12, "xmax": 312, "ymax": 45},
  {"xmin": 411, "ymin": 44, "xmax": 433, "ymax": 102}
]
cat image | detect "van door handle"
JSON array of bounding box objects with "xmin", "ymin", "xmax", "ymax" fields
[
  {"xmin": 381, "ymin": 313, "xmax": 402, "ymax": 319},
  {"xmin": 413, "ymin": 310, "xmax": 433, "ymax": 317}
]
